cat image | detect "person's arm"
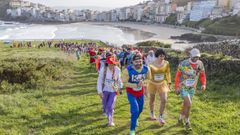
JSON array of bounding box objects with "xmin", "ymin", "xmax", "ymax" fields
[
  {"xmin": 97, "ymin": 68, "xmax": 105, "ymax": 98},
  {"xmin": 143, "ymin": 65, "xmax": 151, "ymax": 86},
  {"xmin": 116, "ymin": 68, "xmax": 123, "ymax": 94},
  {"xmin": 199, "ymin": 63, "xmax": 206, "ymax": 92},
  {"xmin": 117, "ymin": 68, "xmax": 123, "ymax": 89},
  {"xmin": 165, "ymin": 62, "xmax": 172, "ymax": 90},
  {"xmin": 165, "ymin": 62, "xmax": 172, "ymax": 85},
  {"xmin": 175, "ymin": 65, "xmax": 182, "ymax": 95}
]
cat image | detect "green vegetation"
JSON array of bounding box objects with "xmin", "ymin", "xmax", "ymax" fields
[
  {"xmin": 183, "ymin": 18, "xmax": 214, "ymax": 29},
  {"xmin": 136, "ymin": 40, "xmax": 171, "ymax": 48},
  {"xmin": 182, "ymin": 16, "xmax": 240, "ymax": 36},
  {"xmin": 165, "ymin": 14, "xmax": 177, "ymax": 25},
  {"xmin": 0, "ymin": 42, "xmax": 75, "ymax": 93},
  {"xmin": 0, "ymin": 42, "xmax": 239, "ymax": 134},
  {"xmin": 174, "ymin": 33, "xmax": 218, "ymax": 42},
  {"xmin": 203, "ymin": 15, "xmax": 240, "ymax": 36}
]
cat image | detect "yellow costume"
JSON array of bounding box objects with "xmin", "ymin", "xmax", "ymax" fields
[{"xmin": 147, "ymin": 60, "xmax": 171, "ymax": 94}]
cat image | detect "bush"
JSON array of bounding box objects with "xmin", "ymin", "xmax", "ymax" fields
[
  {"xmin": 164, "ymin": 13, "xmax": 177, "ymax": 25},
  {"xmin": 0, "ymin": 57, "xmax": 73, "ymax": 93},
  {"xmin": 136, "ymin": 40, "xmax": 171, "ymax": 48}
]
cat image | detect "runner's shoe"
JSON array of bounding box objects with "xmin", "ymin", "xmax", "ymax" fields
[
  {"xmin": 159, "ymin": 117, "xmax": 166, "ymax": 126},
  {"xmin": 129, "ymin": 130, "xmax": 135, "ymax": 135},
  {"xmin": 150, "ymin": 112, "xmax": 157, "ymax": 120},
  {"xmin": 178, "ymin": 118, "xmax": 184, "ymax": 126},
  {"xmin": 185, "ymin": 122, "xmax": 192, "ymax": 131}
]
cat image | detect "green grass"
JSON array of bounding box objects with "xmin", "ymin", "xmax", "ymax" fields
[{"xmin": 0, "ymin": 44, "xmax": 239, "ymax": 134}]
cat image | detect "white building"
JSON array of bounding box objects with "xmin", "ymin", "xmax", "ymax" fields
[
  {"xmin": 210, "ymin": 6, "xmax": 224, "ymax": 20},
  {"xmin": 119, "ymin": 8, "xmax": 126, "ymax": 21},
  {"xmin": 155, "ymin": 1, "xmax": 172, "ymax": 23},
  {"xmin": 21, "ymin": 1, "xmax": 31, "ymax": 7},
  {"xmin": 137, "ymin": 6, "xmax": 144, "ymax": 21},
  {"xmin": 232, "ymin": 1, "xmax": 240, "ymax": 15},
  {"xmin": 190, "ymin": 1, "xmax": 216, "ymax": 21},
  {"xmin": 187, "ymin": 2, "xmax": 192, "ymax": 12},
  {"xmin": 9, "ymin": 0, "xmax": 21, "ymax": 8},
  {"xmin": 125, "ymin": 8, "xmax": 132, "ymax": 20},
  {"xmin": 111, "ymin": 10, "xmax": 118, "ymax": 22},
  {"xmin": 230, "ymin": 0, "xmax": 240, "ymax": 9},
  {"xmin": 6, "ymin": 8, "xmax": 22, "ymax": 17},
  {"xmin": 91, "ymin": 11, "xmax": 99, "ymax": 21},
  {"xmin": 176, "ymin": 6, "xmax": 186, "ymax": 24}
]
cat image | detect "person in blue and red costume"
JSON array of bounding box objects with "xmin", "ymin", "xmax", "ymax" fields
[{"xmin": 122, "ymin": 52, "xmax": 148, "ymax": 135}]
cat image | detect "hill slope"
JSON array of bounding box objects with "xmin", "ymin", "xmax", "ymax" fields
[{"xmin": 0, "ymin": 43, "xmax": 239, "ymax": 134}]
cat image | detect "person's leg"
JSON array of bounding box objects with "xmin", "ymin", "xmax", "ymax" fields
[
  {"xmin": 182, "ymin": 94, "xmax": 192, "ymax": 130},
  {"xmin": 102, "ymin": 91, "xmax": 109, "ymax": 114},
  {"xmin": 185, "ymin": 90, "xmax": 195, "ymax": 124},
  {"xmin": 127, "ymin": 93, "xmax": 139, "ymax": 131},
  {"xmin": 106, "ymin": 92, "xmax": 117, "ymax": 126},
  {"xmin": 159, "ymin": 91, "xmax": 168, "ymax": 124},
  {"xmin": 149, "ymin": 94, "xmax": 156, "ymax": 120},
  {"xmin": 137, "ymin": 94, "xmax": 144, "ymax": 118},
  {"xmin": 183, "ymin": 95, "xmax": 192, "ymax": 119},
  {"xmin": 179, "ymin": 89, "xmax": 189, "ymax": 124},
  {"xmin": 148, "ymin": 84, "xmax": 157, "ymax": 120}
]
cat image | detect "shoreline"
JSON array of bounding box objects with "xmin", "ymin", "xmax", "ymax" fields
[{"xmin": 0, "ymin": 21, "xmax": 196, "ymax": 50}]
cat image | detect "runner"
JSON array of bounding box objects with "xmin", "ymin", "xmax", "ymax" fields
[
  {"xmin": 147, "ymin": 49, "xmax": 171, "ymax": 125},
  {"xmin": 97, "ymin": 56, "xmax": 123, "ymax": 127},
  {"xmin": 175, "ymin": 48, "xmax": 206, "ymax": 131},
  {"xmin": 122, "ymin": 53, "xmax": 148, "ymax": 135},
  {"xmin": 145, "ymin": 50, "xmax": 156, "ymax": 65},
  {"xmin": 76, "ymin": 47, "xmax": 81, "ymax": 60},
  {"xmin": 89, "ymin": 48, "xmax": 97, "ymax": 70}
]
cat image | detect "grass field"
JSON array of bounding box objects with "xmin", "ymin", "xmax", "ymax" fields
[{"xmin": 0, "ymin": 43, "xmax": 239, "ymax": 135}]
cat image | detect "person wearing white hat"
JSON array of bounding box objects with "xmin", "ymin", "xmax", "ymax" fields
[
  {"xmin": 145, "ymin": 50, "xmax": 156, "ymax": 65},
  {"xmin": 174, "ymin": 48, "xmax": 206, "ymax": 131}
]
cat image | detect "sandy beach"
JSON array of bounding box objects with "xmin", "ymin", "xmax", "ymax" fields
[{"xmin": 89, "ymin": 22, "xmax": 196, "ymax": 50}]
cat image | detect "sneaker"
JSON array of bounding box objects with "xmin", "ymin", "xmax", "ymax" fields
[
  {"xmin": 108, "ymin": 122, "xmax": 115, "ymax": 127},
  {"xmin": 159, "ymin": 117, "xmax": 166, "ymax": 125},
  {"xmin": 185, "ymin": 122, "xmax": 192, "ymax": 131},
  {"xmin": 129, "ymin": 130, "xmax": 135, "ymax": 135},
  {"xmin": 178, "ymin": 118, "xmax": 184, "ymax": 126},
  {"xmin": 150, "ymin": 112, "xmax": 157, "ymax": 120}
]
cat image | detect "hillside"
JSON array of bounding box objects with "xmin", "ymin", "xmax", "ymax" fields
[{"xmin": 0, "ymin": 41, "xmax": 239, "ymax": 134}]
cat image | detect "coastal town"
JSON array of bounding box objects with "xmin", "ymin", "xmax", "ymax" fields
[{"xmin": 3, "ymin": 0, "xmax": 240, "ymax": 24}]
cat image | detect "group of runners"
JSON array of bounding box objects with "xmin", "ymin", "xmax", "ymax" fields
[
  {"xmin": 10, "ymin": 41, "xmax": 206, "ymax": 135},
  {"xmin": 93, "ymin": 47, "xmax": 206, "ymax": 135}
]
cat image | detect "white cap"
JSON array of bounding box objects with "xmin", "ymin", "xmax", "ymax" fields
[
  {"xmin": 149, "ymin": 50, "xmax": 154, "ymax": 53},
  {"xmin": 190, "ymin": 48, "xmax": 201, "ymax": 58}
]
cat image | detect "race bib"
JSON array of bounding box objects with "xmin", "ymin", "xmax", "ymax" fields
[
  {"xmin": 185, "ymin": 79, "xmax": 195, "ymax": 87},
  {"xmin": 154, "ymin": 74, "xmax": 164, "ymax": 81},
  {"xmin": 105, "ymin": 79, "xmax": 114, "ymax": 87}
]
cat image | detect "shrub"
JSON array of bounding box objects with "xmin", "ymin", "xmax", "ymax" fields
[{"xmin": 0, "ymin": 57, "xmax": 73, "ymax": 93}]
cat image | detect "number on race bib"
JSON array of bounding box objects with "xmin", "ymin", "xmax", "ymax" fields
[
  {"xmin": 185, "ymin": 79, "xmax": 195, "ymax": 87},
  {"xmin": 154, "ymin": 74, "xmax": 164, "ymax": 81}
]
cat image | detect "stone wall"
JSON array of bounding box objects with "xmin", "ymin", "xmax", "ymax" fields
[
  {"xmin": 167, "ymin": 52, "xmax": 240, "ymax": 84},
  {"xmin": 194, "ymin": 39, "xmax": 240, "ymax": 59}
]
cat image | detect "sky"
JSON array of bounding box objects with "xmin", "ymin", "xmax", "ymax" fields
[{"xmin": 27, "ymin": 0, "xmax": 145, "ymax": 8}]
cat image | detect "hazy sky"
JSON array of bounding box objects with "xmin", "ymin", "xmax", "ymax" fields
[{"xmin": 27, "ymin": 0, "xmax": 145, "ymax": 8}]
